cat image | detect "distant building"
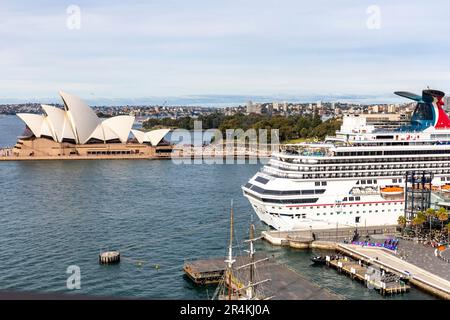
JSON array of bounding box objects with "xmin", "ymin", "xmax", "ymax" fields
[
  {"xmin": 245, "ymin": 101, "xmax": 262, "ymax": 114},
  {"xmin": 273, "ymin": 102, "xmax": 279, "ymax": 111},
  {"xmin": 267, "ymin": 103, "xmax": 273, "ymax": 116},
  {"xmin": 445, "ymin": 96, "xmax": 450, "ymax": 111},
  {"xmin": 246, "ymin": 100, "xmax": 256, "ymax": 114},
  {"xmin": 387, "ymin": 104, "xmax": 396, "ymax": 113}
]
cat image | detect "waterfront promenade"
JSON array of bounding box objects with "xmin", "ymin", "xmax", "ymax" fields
[
  {"xmin": 395, "ymin": 240, "xmax": 449, "ymax": 281},
  {"xmin": 0, "ymin": 145, "xmax": 272, "ymax": 161}
]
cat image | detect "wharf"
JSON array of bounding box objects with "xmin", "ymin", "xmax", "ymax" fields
[
  {"xmin": 183, "ymin": 255, "xmax": 255, "ymax": 285},
  {"xmin": 183, "ymin": 255, "xmax": 342, "ymax": 300},
  {"xmin": 337, "ymin": 243, "xmax": 450, "ymax": 299},
  {"xmin": 326, "ymin": 255, "xmax": 410, "ymax": 295},
  {"xmin": 262, "ymin": 225, "xmax": 397, "ymax": 247}
]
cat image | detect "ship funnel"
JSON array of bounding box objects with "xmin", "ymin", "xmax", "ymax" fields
[
  {"xmin": 422, "ymin": 89, "xmax": 445, "ymax": 102},
  {"xmin": 396, "ymin": 88, "xmax": 450, "ymax": 129}
]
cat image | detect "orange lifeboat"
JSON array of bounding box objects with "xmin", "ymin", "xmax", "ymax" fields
[
  {"xmin": 441, "ymin": 184, "xmax": 450, "ymax": 193},
  {"xmin": 380, "ymin": 186, "xmax": 404, "ymax": 195}
]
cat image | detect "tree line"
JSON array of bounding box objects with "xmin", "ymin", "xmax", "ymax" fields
[{"xmin": 143, "ymin": 113, "xmax": 341, "ymax": 142}]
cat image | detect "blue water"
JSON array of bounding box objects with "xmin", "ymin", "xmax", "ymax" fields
[{"xmin": 0, "ymin": 115, "xmax": 435, "ymax": 299}]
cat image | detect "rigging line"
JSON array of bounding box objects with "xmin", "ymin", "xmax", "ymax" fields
[
  {"xmin": 233, "ymin": 225, "xmax": 243, "ymax": 260},
  {"xmin": 253, "ymin": 257, "xmax": 271, "ymax": 298},
  {"xmin": 212, "ymin": 276, "xmax": 227, "ymax": 300}
]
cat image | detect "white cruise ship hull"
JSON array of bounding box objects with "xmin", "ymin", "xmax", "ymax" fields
[{"xmin": 243, "ymin": 177, "xmax": 404, "ymax": 231}]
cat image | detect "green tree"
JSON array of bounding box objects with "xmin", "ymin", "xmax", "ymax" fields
[
  {"xmin": 447, "ymin": 222, "xmax": 450, "ymax": 245},
  {"xmin": 425, "ymin": 208, "xmax": 437, "ymax": 234},
  {"xmin": 412, "ymin": 211, "xmax": 426, "ymax": 236},
  {"xmin": 397, "ymin": 215, "xmax": 407, "ymax": 233},
  {"xmin": 142, "ymin": 113, "xmax": 341, "ymax": 143},
  {"xmin": 437, "ymin": 207, "xmax": 449, "ymax": 231}
]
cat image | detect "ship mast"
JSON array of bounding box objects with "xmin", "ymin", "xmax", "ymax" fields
[
  {"xmin": 248, "ymin": 224, "xmax": 255, "ymax": 299},
  {"xmin": 224, "ymin": 199, "xmax": 236, "ymax": 300},
  {"xmin": 238, "ymin": 223, "xmax": 271, "ymax": 299}
]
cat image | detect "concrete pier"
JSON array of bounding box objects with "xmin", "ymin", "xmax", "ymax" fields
[{"xmin": 262, "ymin": 225, "xmax": 397, "ymax": 247}]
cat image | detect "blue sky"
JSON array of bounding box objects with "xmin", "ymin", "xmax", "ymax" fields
[{"xmin": 1, "ymin": 0, "xmax": 450, "ymax": 103}]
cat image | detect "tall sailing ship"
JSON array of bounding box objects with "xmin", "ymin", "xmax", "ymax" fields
[
  {"xmin": 243, "ymin": 89, "xmax": 450, "ymax": 231},
  {"xmin": 213, "ymin": 201, "xmax": 271, "ymax": 300}
]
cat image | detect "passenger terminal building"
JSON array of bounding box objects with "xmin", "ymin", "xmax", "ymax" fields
[{"xmin": 11, "ymin": 91, "xmax": 172, "ymax": 159}]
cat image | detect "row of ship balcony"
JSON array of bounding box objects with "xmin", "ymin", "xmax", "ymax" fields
[
  {"xmin": 275, "ymin": 154, "xmax": 450, "ymax": 165},
  {"xmin": 261, "ymin": 166, "xmax": 450, "ymax": 180},
  {"xmin": 268, "ymin": 159, "xmax": 450, "ymax": 173}
]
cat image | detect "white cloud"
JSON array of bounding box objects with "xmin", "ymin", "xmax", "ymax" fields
[{"xmin": 1, "ymin": 0, "xmax": 450, "ymax": 99}]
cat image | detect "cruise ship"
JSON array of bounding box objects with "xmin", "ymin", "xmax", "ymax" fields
[{"xmin": 242, "ymin": 89, "xmax": 450, "ymax": 231}]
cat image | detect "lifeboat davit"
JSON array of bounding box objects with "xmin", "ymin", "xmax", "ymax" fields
[{"xmin": 381, "ymin": 187, "xmax": 404, "ymax": 195}]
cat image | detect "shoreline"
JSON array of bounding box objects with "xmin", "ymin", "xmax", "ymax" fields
[{"xmin": 0, "ymin": 155, "xmax": 271, "ymax": 161}]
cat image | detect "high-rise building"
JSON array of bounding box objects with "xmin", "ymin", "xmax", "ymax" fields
[{"xmin": 317, "ymin": 101, "xmax": 322, "ymax": 109}]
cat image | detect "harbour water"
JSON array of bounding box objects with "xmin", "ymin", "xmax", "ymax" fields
[{"xmin": 0, "ymin": 115, "xmax": 435, "ymax": 299}]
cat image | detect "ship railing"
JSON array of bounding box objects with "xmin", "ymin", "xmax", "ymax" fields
[{"xmin": 261, "ymin": 165, "xmax": 446, "ymax": 180}]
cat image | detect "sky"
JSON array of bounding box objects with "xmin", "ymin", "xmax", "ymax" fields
[{"xmin": 1, "ymin": 0, "xmax": 450, "ymax": 104}]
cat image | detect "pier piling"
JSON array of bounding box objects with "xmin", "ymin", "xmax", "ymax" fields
[{"xmin": 99, "ymin": 251, "xmax": 121, "ymax": 264}]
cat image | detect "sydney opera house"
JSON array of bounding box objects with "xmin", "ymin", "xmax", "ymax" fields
[{"xmin": 10, "ymin": 91, "xmax": 172, "ymax": 159}]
